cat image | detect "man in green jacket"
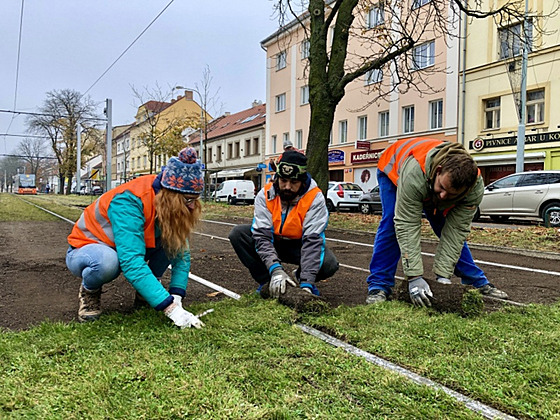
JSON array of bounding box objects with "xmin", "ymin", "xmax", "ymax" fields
[{"xmin": 366, "ymin": 138, "xmax": 508, "ymax": 306}]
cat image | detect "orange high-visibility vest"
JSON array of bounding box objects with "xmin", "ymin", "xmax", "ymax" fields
[
  {"xmin": 68, "ymin": 175, "xmax": 157, "ymax": 249},
  {"xmin": 378, "ymin": 138, "xmax": 443, "ymax": 185},
  {"xmin": 264, "ymin": 182, "xmax": 321, "ymax": 239}
]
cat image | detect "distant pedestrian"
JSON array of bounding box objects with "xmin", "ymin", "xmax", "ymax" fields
[
  {"xmin": 66, "ymin": 147, "xmax": 206, "ymax": 328},
  {"xmin": 366, "ymin": 138, "xmax": 508, "ymax": 306},
  {"xmin": 45, "ymin": 184, "xmax": 50, "ymax": 194}
]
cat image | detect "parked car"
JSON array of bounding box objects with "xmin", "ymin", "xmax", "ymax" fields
[
  {"xmin": 214, "ymin": 180, "xmax": 256, "ymax": 205},
  {"xmin": 474, "ymin": 170, "xmax": 560, "ymax": 226},
  {"xmin": 326, "ymin": 182, "xmax": 364, "ymax": 212},
  {"xmin": 358, "ymin": 185, "xmax": 382, "ymax": 214}
]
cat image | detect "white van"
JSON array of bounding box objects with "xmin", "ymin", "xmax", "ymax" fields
[{"xmin": 214, "ymin": 180, "xmax": 256, "ymax": 205}]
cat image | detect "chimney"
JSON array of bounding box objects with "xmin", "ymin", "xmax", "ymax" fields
[
  {"xmin": 224, "ymin": 112, "xmax": 230, "ymax": 116},
  {"xmin": 252, "ymin": 100, "xmax": 262, "ymax": 107},
  {"xmin": 185, "ymin": 90, "xmax": 194, "ymax": 101}
]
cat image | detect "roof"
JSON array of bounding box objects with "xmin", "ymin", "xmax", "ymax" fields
[{"xmin": 190, "ymin": 103, "xmax": 266, "ymax": 143}]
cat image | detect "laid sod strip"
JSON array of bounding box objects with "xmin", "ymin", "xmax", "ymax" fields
[
  {"xmin": 18, "ymin": 197, "xmax": 76, "ymax": 224},
  {"xmin": 297, "ymin": 324, "xmax": 517, "ymax": 420}
]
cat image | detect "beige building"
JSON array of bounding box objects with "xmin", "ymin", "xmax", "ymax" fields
[
  {"xmin": 188, "ymin": 102, "xmax": 266, "ymax": 191},
  {"xmin": 462, "ymin": 1, "xmax": 560, "ymax": 183},
  {"xmin": 261, "ymin": 2, "xmax": 461, "ymax": 192}
]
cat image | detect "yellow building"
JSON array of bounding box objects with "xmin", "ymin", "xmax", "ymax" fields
[
  {"xmin": 113, "ymin": 90, "xmax": 209, "ymax": 184},
  {"xmin": 462, "ymin": 1, "xmax": 560, "ymax": 183}
]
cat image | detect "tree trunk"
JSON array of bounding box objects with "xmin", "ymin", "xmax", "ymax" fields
[{"xmin": 306, "ymin": 101, "xmax": 336, "ymax": 193}]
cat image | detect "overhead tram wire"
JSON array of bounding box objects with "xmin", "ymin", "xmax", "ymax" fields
[
  {"xmin": 0, "ymin": 109, "xmax": 107, "ymax": 122},
  {"xmin": 2, "ymin": 0, "xmax": 26, "ymax": 152},
  {"xmin": 81, "ymin": 0, "xmax": 176, "ymax": 97}
]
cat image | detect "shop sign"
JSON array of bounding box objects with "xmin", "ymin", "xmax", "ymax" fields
[
  {"xmin": 470, "ymin": 131, "xmax": 560, "ymax": 151},
  {"xmin": 356, "ymin": 140, "xmax": 370, "ymax": 150},
  {"xmin": 328, "ymin": 149, "xmax": 345, "ymax": 165},
  {"xmin": 350, "ymin": 148, "xmax": 384, "ymax": 164}
]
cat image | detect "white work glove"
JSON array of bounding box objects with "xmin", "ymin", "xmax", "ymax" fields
[
  {"xmin": 408, "ymin": 276, "xmax": 434, "ymax": 308},
  {"xmin": 164, "ymin": 303, "xmax": 204, "ymax": 329},
  {"xmin": 172, "ymin": 294, "xmax": 182, "ymax": 305},
  {"xmin": 269, "ymin": 268, "xmax": 297, "ymax": 298},
  {"xmin": 436, "ymin": 275, "xmax": 452, "ymax": 285}
]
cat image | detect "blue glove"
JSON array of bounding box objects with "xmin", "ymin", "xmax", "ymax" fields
[
  {"xmin": 408, "ymin": 277, "xmax": 433, "ymax": 307},
  {"xmin": 300, "ymin": 282, "xmax": 320, "ymax": 296}
]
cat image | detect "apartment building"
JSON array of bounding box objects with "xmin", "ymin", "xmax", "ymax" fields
[
  {"xmin": 261, "ymin": 1, "xmax": 461, "ymax": 193},
  {"xmin": 111, "ymin": 91, "xmax": 208, "ymax": 185},
  {"xmin": 462, "ymin": 1, "xmax": 560, "ymax": 183},
  {"xmin": 188, "ymin": 102, "xmax": 266, "ymax": 191}
]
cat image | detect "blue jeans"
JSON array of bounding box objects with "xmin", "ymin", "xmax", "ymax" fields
[
  {"xmin": 366, "ymin": 170, "xmax": 488, "ymax": 295},
  {"xmin": 66, "ymin": 240, "xmax": 170, "ymax": 291}
]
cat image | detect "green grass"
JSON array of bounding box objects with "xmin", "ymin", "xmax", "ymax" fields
[{"xmin": 2, "ymin": 192, "xmax": 560, "ymax": 418}]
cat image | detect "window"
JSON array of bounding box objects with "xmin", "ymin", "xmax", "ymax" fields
[
  {"xmin": 271, "ymin": 135, "xmax": 277, "ymax": 154},
  {"xmin": 379, "ymin": 111, "xmax": 389, "ymax": 137},
  {"xmin": 403, "ymin": 106, "xmax": 415, "ymax": 133},
  {"xmin": 245, "ymin": 139, "xmax": 251, "ymax": 157},
  {"xmin": 296, "ymin": 130, "xmax": 303, "ymax": 149},
  {"xmin": 216, "ymin": 145, "xmax": 222, "ymax": 162},
  {"xmin": 499, "ymin": 21, "xmax": 533, "ymax": 59},
  {"xmin": 227, "ymin": 143, "xmax": 233, "ymax": 159},
  {"xmin": 339, "ymin": 120, "xmax": 347, "ymax": 144},
  {"xmin": 235, "ymin": 141, "xmax": 240, "ymax": 158},
  {"xmin": 275, "ymin": 93, "xmax": 286, "ymax": 112},
  {"xmin": 301, "ymin": 39, "xmax": 310, "ymax": 59},
  {"xmin": 365, "ymin": 69, "xmax": 383, "ymax": 85},
  {"xmin": 519, "ymin": 172, "xmax": 549, "ymax": 187},
  {"xmin": 300, "ymin": 85, "xmax": 310, "ymax": 105},
  {"xmin": 429, "ymin": 99, "xmax": 443, "ymax": 129},
  {"xmin": 367, "ymin": 5, "xmax": 384, "ymax": 28},
  {"xmin": 484, "ymin": 97, "xmax": 501, "ymax": 129},
  {"xmin": 208, "ymin": 147, "xmax": 213, "ymax": 162},
  {"xmin": 526, "ymin": 89, "xmax": 544, "ymax": 124},
  {"xmin": 492, "ymin": 174, "xmax": 521, "ymax": 189},
  {"xmin": 276, "ymin": 51, "xmax": 287, "ymax": 70},
  {"xmin": 283, "ymin": 132, "xmax": 289, "ymax": 148},
  {"xmin": 143, "ymin": 156, "xmax": 147, "ymax": 167},
  {"xmin": 412, "ymin": 41, "xmax": 435, "ymax": 70},
  {"xmin": 253, "ymin": 137, "xmax": 259, "ymax": 155},
  {"xmin": 412, "ymin": 0, "xmax": 431, "ymax": 8},
  {"xmin": 358, "ymin": 116, "xmax": 368, "ymax": 140}
]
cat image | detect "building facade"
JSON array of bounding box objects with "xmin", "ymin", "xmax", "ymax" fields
[
  {"xmin": 261, "ymin": 1, "xmax": 461, "ymax": 192},
  {"xmin": 462, "ymin": 1, "xmax": 560, "ymax": 184}
]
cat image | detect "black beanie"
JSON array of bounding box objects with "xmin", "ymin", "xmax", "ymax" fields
[{"xmin": 277, "ymin": 150, "xmax": 308, "ymax": 181}]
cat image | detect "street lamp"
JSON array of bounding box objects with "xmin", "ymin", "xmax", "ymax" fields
[{"xmin": 173, "ymin": 85, "xmax": 207, "ymax": 200}]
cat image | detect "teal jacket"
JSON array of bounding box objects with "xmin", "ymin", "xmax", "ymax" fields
[{"xmin": 108, "ymin": 190, "xmax": 190, "ymax": 311}]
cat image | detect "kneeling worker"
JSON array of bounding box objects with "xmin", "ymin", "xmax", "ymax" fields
[{"xmin": 229, "ymin": 150, "xmax": 339, "ymax": 297}]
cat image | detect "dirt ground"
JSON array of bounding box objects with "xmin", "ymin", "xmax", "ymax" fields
[{"xmin": 1, "ymin": 219, "xmax": 560, "ymax": 331}]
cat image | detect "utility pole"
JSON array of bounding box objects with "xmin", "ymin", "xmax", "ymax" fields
[
  {"xmin": 105, "ymin": 99, "xmax": 113, "ymax": 191},
  {"xmin": 76, "ymin": 123, "xmax": 81, "ymax": 193},
  {"xmin": 516, "ymin": 0, "xmax": 529, "ymax": 173}
]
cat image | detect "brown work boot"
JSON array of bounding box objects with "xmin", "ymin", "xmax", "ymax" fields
[{"xmin": 78, "ymin": 285, "xmax": 102, "ymax": 322}]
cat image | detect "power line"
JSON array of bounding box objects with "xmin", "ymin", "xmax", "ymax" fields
[
  {"xmin": 0, "ymin": 109, "xmax": 106, "ymax": 122},
  {"xmin": 1, "ymin": 153, "xmax": 57, "ymax": 160},
  {"xmin": 13, "ymin": 0, "xmax": 25, "ymax": 111},
  {"xmin": 0, "ymin": 133, "xmax": 52, "ymax": 139},
  {"xmin": 82, "ymin": 0, "xmax": 176, "ymax": 96}
]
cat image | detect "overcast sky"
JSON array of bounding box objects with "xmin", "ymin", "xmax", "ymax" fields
[{"xmin": 1, "ymin": 0, "xmax": 279, "ymax": 154}]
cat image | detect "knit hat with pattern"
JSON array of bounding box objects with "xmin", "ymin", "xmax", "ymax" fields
[{"xmin": 161, "ymin": 147, "xmax": 204, "ymax": 194}]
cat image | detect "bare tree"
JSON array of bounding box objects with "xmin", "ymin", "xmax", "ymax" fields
[
  {"xmin": 26, "ymin": 89, "xmax": 100, "ymax": 194},
  {"xmin": 16, "ymin": 137, "xmax": 49, "ymax": 178},
  {"xmin": 0, "ymin": 155, "xmax": 24, "ymax": 192},
  {"xmin": 195, "ymin": 65, "xmax": 221, "ymax": 200},
  {"xmin": 274, "ymin": 0, "xmax": 558, "ymax": 191}
]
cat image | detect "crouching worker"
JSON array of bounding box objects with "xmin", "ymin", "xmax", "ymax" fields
[
  {"xmin": 66, "ymin": 147, "xmax": 205, "ymax": 328},
  {"xmin": 229, "ymin": 150, "xmax": 339, "ymax": 298},
  {"xmin": 366, "ymin": 138, "xmax": 508, "ymax": 306}
]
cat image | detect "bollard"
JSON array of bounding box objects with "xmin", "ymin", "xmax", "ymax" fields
[{"xmin": 544, "ymin": 207, "xmax": 560, "ymax": 227}]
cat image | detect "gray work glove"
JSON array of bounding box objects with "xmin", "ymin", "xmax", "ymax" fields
[
  {"xmin": 164, "ymin": 303, "xmax": 205, "ymax": 329},
  {"xmin": 436, "ymin": 275, "xmax": 452, "ymax": 285},
  {"xmin": 269, "ymin": 267, "xmax": 297, "ymax": 298},
  {"xmin": 408, "ymin": 276, "xmax": 434, "ymax": 308}
]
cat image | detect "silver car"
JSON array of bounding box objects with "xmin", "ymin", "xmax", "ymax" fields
[{"xmin": 474, "ymin": 170, "xmax": 560, "ymax": 226}]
